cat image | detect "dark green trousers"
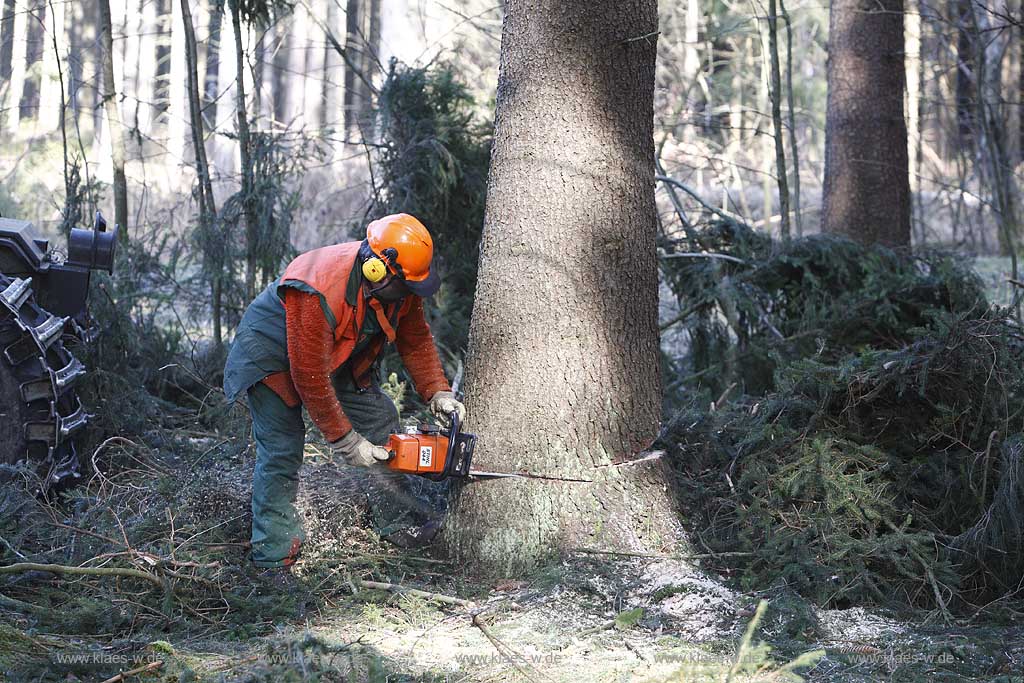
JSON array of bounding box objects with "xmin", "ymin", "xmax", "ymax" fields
[{"xmin": 246, "ymin": 375, "xmax": 444, "ymax": 567}]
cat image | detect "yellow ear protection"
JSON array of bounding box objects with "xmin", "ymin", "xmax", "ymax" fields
[
  {"xmin": 362, "ymin": 257, "xmax": 388, "ymax": 282},
  {"xmin": 361, "ymin": 246, "xmax": 400, "ymax": 283}
]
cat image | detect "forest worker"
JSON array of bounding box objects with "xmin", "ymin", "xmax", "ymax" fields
[{"xmin": 222, "ymin": 213, "xmax": 466, "ymax": 571}]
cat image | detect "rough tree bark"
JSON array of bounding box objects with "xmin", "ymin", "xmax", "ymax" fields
[
  {"xmin": 97, "ymin": 0, "xmax": 129, "ymax": 240},
  {"xmin": 821, "ymin": 0, "xmax": 910, "ymax": 247},
  {"xmin": 441, "ymin": 0, "xmax": 683, "ymax": 577}
]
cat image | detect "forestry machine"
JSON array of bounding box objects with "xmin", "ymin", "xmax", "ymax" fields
[{"xmin": 0, "ymin": 212, "xmax": 116, "ymax": 490}]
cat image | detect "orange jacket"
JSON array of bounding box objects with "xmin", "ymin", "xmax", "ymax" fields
[{"xmin": 262, "ymin": 241, "xmax": 450, "ymax": 442}]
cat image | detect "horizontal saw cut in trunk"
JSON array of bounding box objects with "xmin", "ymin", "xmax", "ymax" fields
[{"xmin": 440, "ymin": 0, "xmax": 685, "ymax": 576}]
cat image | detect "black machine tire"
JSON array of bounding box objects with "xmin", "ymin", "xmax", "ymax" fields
[{"xmin": 0, "ymin": 272, "xmax": 88, "ymax": 488}]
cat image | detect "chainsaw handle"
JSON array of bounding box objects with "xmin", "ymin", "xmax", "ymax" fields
[
  {"xmin": 421, "ymin": 410, "xmax": 463, "ymax": 482},
  {"xmin": 446, "ymin": 409, "xmax": 461, "ymax": 440}
]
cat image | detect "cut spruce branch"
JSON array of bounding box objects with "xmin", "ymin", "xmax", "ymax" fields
[{"xmin": 0, "ymin": 562, "xmax": 164, "ymax": 588}]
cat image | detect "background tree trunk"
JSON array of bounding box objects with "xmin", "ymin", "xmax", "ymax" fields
[
  {"xmin": 906, "ymin": 0, "xmax": 922, "ymax": 242},
  {"xmin": 180, "ymin": 0, "xmax": 222, "ymax": 346},
  {"xmin": 36, "ymin": 0, "xmax": 64, "ymax": 134},
  {"xmin": 203, "ymin": 0, "xmax": 222, "ymax": 116},
  {"xmin": 343, "ymin": 0, "xmax": 380, "ymax": 137},
  {"xmin": 97, "ymin": 0, "xmax": 129, "ymax": 239},
  {"xmin": 767, "ymin": 0, "xmax": 790, "ymax": 240},
  {"xmin": 228, "ymin": 0, "xmax": 258, "ymax": 301},
  {"xmin": 441, "ymin": 0, "xmax": 683, "ymax": 577},
  {"xmin": 136, "ymin": 0, "xmax": 157, "ymax": 135},
  {"xmin": 4, "ymin": 0, "xmax": 28, "ymax": 132},
  {"xmin": 165, "ymin": 0, "xmax": 188, "ymax": 158},
  {"xmin": 0, "ymin": 0, "xmax": 14, "ymax": 82},
  {"xmin": 955, "ymin": 0, "xmax": 976, "ymax": 147},
  {"xmin": 821, "ymin": 0, "xmax": 911, "ymax": 247}
]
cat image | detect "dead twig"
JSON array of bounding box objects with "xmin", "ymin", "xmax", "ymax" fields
[
  {"xmin": 659, "ymin": 251, "xmax": 747, "ymax": 265},
  {"xmin": 44, "ymin": 521, "xmax": 123, "ymax": 547},
  {"xmin": 99, "ymin": 660, "xmax": 163, "ymax": 683},
  {"xmin": 472, "ymin": 612, "xmax": 553, "ymax": 682},
  {"xmin": 620, "ymin": 30, "xmax": 661, "ymax": 45}
]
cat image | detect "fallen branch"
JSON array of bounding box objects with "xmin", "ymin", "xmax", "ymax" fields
[
  {"xmin": 355, "ymin": 579, "xmax": 474, "ymax": 607},
  {"xmin": 0, "ymin": 562, "xmax": 164, "ymax": 589},
  {"xmin": 99, "ymin": 660, "xmax": 163, "ymax": 683},
  {"xmin": 570, "ymin": 547, "xmax": 753, "ymax": 561},
  {"xmin": 0, "ymin": 592, "xmax": 58, "ymax": 619},
  {"xmin": 472, "ymin": 613, "xmax": 552, "ymax": 682}
]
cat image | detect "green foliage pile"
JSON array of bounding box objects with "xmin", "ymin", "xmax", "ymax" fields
[
  {"xmin": 370, "ymin": 60, "xmax": 491, "ymax": 360},
  {"xmin": 661, "ymin": 220, "xmax": 1024, "ymax": 610}
]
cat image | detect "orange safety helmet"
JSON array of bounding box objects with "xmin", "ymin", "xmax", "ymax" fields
[{"xmin": 365, "ymin": 213, "xmax": 440, "ymax": 296}]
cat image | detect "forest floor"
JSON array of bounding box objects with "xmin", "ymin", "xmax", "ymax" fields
[{"xmin": 2, "ymin": 437, "xmax": 1022, "ymax": 683}]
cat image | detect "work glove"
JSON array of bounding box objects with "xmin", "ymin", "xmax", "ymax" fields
[
  {"xmin": 428, "ymin": 391, "xmax": 466, "ymax": 428},
  {"xmin": 330, "ymin": 429, "xmax": 390, "ymax": 468}
]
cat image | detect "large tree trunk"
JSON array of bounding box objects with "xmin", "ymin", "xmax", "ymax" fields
[
  {"xmin": 98, "ymin": 0, "xmax": 129, "ymax": 240},
  {"xmin": 821, "ymin": 0, "xmax": 910, "ymax": 247},
  {"xmin": 441, "ymin": 0, "xmax": 683, "ymax": 577}
]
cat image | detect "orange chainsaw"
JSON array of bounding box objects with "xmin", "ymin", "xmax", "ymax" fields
[
  {"xmin": 384, "ymin": 410, "xmax": 600, "ymax": 482},
  {"xmin": 384, "ymin": 410, "xmax": 477, "ymax": 481}
]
